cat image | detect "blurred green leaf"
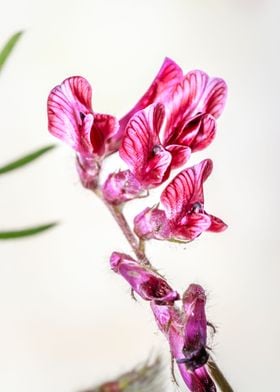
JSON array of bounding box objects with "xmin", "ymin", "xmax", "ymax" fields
[
  {"xmin": 0, "ymin": 222, "xmax": 58, "ymax": 239},
  {"xmin": 0, "ymin": 31, "xmax": 23, "ymax": 72},
  {"xmin": 0, "ymin": 144, "xmax": 56, "ymax": 175},
  {"xmin": 81, "ymin": 356, "xmax": 164, "ymax": 392}
]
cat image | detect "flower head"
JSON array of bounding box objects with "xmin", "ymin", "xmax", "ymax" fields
[
  {"xmin": 134, "ymin": 159, "xmax": 227, "ymax": 241},
  {"xmin": 48, "ymin": 76, "xmax": 118, "ymax": 158},
  {"xmin": 117, "ymin": 61, "xmax": 227, "ymax": 195},
  {"xmin": 110, "ymin": 252, "xmax": 179, "ymax": 305},
  {"xmin": 47, "ymin": 76, "xmax": 118, "ymax": 188}
]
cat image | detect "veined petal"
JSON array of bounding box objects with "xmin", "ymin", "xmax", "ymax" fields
[
  {"xmin": 180, "ymin": 70, "xmax": 227, "ymax": 120},
  {"xmin": 110, "ymin": 252, "xmax": 179, "ymax": 305},
  {"xmin": 134, "ymin": 207, "xmax": 171, "ymax": 240},
  {"xmin": 207, "ymin": 213, "xmax": 228, "ymax": 233},
  {"xmin": 170, "ymin": 114, "xmax": 216, "ymax": 153},
  {"xmin": 47, "ymin": 76, "xmax": 94, "ymax": 155},
  {"xmin": 120, "ymin": 104, "xmax": 171, "ymax": 186},
  {"xmin": 163, "ymin": 71, "xmax": 227, "ymax": 143},
  {"xmin": 161, "ymin": 159, "xmax": 213, "ymax": 221},
  {"xmin": 174, "ymin": 212, "xmax": 211, "ymax": 241},
  {"xmin": 108, "ymin": 58, "xmax": 184, "ymax": 152},
  {"xmin": 165, "ymin": 145, "xmax": 191, "ymax": 169}
]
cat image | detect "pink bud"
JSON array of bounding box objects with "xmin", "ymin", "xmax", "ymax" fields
[{"xmin": 102, "ymin": 170, "xmax": 143, "ymax": 204}]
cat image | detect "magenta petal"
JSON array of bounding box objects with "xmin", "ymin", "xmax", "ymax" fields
[
  {"xmin": 174, "ymin": 212, "xmax": 212, "ymax": 241},
  {"xmin": 165, "ymin": 144, "xmax": 191, "ymax": 169},
  {"xmin": 181, "ymin": 70, "xmax": 227, "ymax": 120},
  {"xmin": 120, "ymin": 104, "xmax": 171, "ymax": 187},
  {"xmin": 175, "ymin": 114, "xmax": 216, "ymax": 153},
  {"xmin": 47, "ymin": 76, "xmax": 94, "ymax": 155},
  {"xmin": 207, "ymin": 213, "xmax": 228, "ymax": 233},
  {"xmin": 193, "ymin": 367, "xmax": 217, "ymax": 392},
  {"xmin": 161, "ymin": 159, "xmax": 213, "ymax": 221},
  {"xmin": 110, "ymin": 252, "xmax": 179, "ymax": 305},
  {"xmin": 108, "ymin": 58, "xmax": 184, "ymax": 152},
  {"xmin": 102, "ymin": 170, "xmax": 143, "ymax": 204},
  {"xmin": 134, "ymin": 207, "xmax": 171, "ymax": 240}
]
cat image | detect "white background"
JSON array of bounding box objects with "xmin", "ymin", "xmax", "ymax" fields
[{"xmin": 0, "ymin": 0, "xmax": 279, "ymax": 391}]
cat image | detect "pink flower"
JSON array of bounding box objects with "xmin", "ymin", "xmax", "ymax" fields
[
  {"xmin": 47, "ymin": 76, "xmax": 118, "ymax": 188},
  {"xmin": 151, "ymin": 284, "xmax": 216, "ymax": 392},
  {"xmin": 110, "ymin": 252, "xmax": 179, "ymax": 305},
  {"xmin": 134, "ymin": 159, "xmax": 227, "ymax": 241},
  {"xmin": 48, "ymin": 76, "xmax": 118, "ymax": 157},
  {"xmin": 118, "ymin": 61, "xmax": 227, "ymax": 184}
]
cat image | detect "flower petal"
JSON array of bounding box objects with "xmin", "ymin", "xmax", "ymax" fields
[
  {"xmin": 207, "ymin": 213, "xmax": 228, "ymax": 233},
  {"xmin": 108, "ymin": 58, "xmax": 183, "ymax": 152},
  {"xmin": 120, "ymin": 104, "xmax": 171, "ymax": 187},
  {"xmin": 174, "ymin": 212, "xmax": 211, "ymax": 241},
  {"xmin": 171, "ymin": 114, "xmax": 216, "ymax": 153},
  {"xmin": 163, "ymin": 71, "xmax": 227, "ymax": 143},
  {"xmin": 165, "ymin": 145, "xmax": 191, "ymax": 169},
  {"xmin": 161, "ymin": 159, "xmax": 213, "ymax": 221},
  {"xmin": 90, "ymin": 113, "xmax": 119, "ymax": 156},
  {"xmin": 110, "ymin": 252, "xmax": 179, "ymax": 305},
  {"xmin": 47, "ymin": 76, "xmax": 94, "ymax": 155}
]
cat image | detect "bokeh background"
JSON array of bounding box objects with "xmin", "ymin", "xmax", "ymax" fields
[{"xmin": 0, "ymin": 0, "xmax": 279, "ymax": 391}]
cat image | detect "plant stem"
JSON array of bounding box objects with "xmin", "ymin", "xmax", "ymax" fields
[
  {"xmin": 208, "ymin": 356, "xmax": 234, "ymax": 392},
  {"xmin": 94, "ymin": 189, "xmax": 150, "ymax": 265}
]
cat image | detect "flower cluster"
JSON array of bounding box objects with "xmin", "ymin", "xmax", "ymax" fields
[
  {"xmin": 110, "ymin": 252, "xmax": 215, "ymax": 391},
  {"xmin": 47, "ymin": 57, "xmax": 228, "ymax": 391}
]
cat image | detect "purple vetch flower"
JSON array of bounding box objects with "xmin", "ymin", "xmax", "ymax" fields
[
  {"xmin": 134, "ymin": 159, "xmax": 227, "ymax": 242},
  {"xmin": 47, "ymin": 76, "xmax": 119, "ymax": 189},
  {"xmin": 110, "ymin": 252, "xmax": 179, "ymax": 305},
  {"xmin": 110, "ymin": 251, "xmax": 215, "ymax": 391},
  {"xmin": 151, "ymin": 283, "xmax": 216, "ymax": 392}
]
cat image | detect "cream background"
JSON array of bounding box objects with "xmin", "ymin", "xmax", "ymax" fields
[{"xmin": 0, "ymin": 0, "xmax": 279, "ymax": 391}]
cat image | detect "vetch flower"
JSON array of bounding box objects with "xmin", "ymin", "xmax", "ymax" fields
[
  {"xmin": 110, "ymin": 252, "xmax": 179, "ymax": 305},
  {"xmin": 47, "ymin": 76, "xmax": 118, "ymax": 188},
  {"xmin": 151, "ymin": 283, "xmax": 216, "ymax": 392},
  {"xmin": 134, "ymin": 159, "xmax": 227, "ymax": 241},
  {"xmin": 113, "ymin": 63, "xmax": 227, "ymax": 202}
]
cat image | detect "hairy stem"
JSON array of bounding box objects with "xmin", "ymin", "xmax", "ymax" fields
[{"xmin": 94, "ymin": 189, "xmax": 150, "ymax": 265}]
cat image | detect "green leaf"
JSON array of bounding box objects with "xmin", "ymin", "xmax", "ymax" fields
[
  {"xmin": 0, "ymin": 144, "xmax": 56, "ymax": 175},
  {"xmin": 0, "ymin": 31, "xmax": 23, "ymax": 72},
  {"xmin": 0, "ymin": 222, "xmax": 58, "ymax": 239}
]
